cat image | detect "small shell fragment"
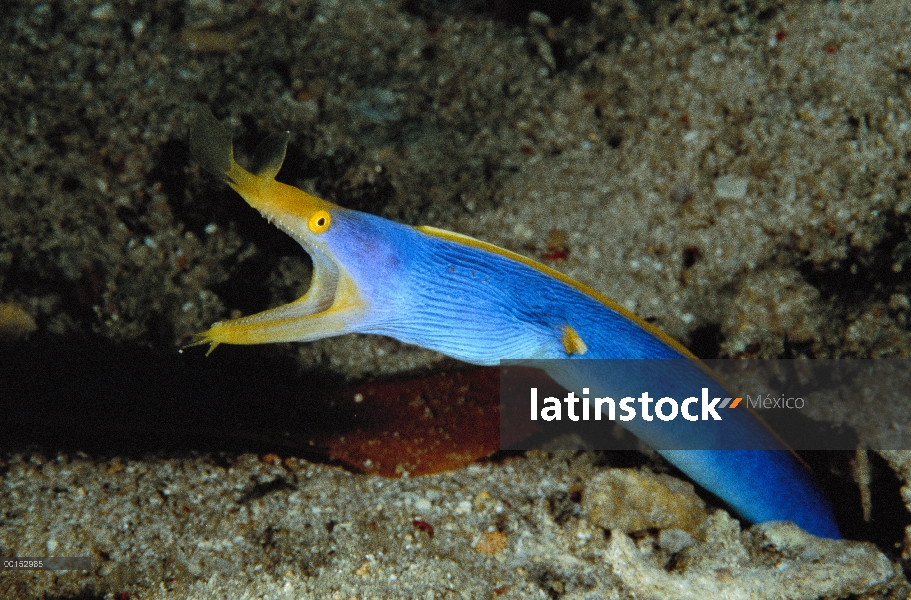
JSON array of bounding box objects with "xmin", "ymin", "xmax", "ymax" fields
[
  {"xmin": 474, "ymin": 531, "xmax": 508, "ymax": 554},
  {"xmin": 714, "ymin": 174, "xmax": 750, "ymax": 199}
]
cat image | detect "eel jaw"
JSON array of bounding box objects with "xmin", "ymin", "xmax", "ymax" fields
[{"xmin": 185, "ymin": 244, "xmax": 365, "ymax": 355}]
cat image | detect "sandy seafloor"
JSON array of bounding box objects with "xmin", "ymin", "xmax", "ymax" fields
[{"xmin": 3, "ymin": 0, "xmax": 911, "ymax": 597}]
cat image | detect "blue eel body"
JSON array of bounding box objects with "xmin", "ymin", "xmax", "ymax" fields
[{"xmin": 189, "ymin": 109, "xmax": 841, "ymax": 538}]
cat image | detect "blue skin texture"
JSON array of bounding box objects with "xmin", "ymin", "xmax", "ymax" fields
[{"xmin": 190, "ymin": 110, "xmax": 842, "ymax": 539}]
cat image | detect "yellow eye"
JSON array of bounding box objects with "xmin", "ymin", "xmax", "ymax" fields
[{"xmin": 308, "ymin": 210, "xmax": 331, "ymax": 233}]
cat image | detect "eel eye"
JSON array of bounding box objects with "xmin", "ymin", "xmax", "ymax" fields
[{"xmin": 308, "ymin": 210, "xmax": 331, "ymax": 233}]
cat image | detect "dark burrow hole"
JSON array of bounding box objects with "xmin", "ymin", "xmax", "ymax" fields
[
  {"xmin": 686, "ymin": 323, "xmax": 723, "ymax": 359},
  {"xmin": 798, "ymin": 213, "xmax": 911, "ymax": 307}
]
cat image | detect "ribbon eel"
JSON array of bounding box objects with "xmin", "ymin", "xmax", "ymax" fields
[{"xmin": 187, "ymin": 109, "xmax": 841, "ymax": 539}]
